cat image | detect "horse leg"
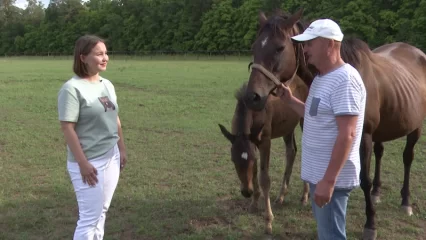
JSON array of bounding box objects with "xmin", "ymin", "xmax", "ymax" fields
[
  {"xmin": 298, "ymin": 119, "xmax": 310, "ymax": 204},
  {"xmin": 302, "ymin": 181, "xmax": 309, "ymax": 206},
  {"xmin": 249, "ymin": 155, "xmax": 261, "ymax": 213},
  {"xmin": 400, "ymin": 127, "xmax": 421, "ymax": 216},
  {"xmin": 360, "ymin": 133, "xmax": 377, "ymax": 240},
  {"xmin": 371, "ymin": 142, "xmax": 384, "ymax": 204},
  {"xmin": 259, "ymin": 139, "xmax": 274, "ymax": 234},
  {"xmin": 275, "ymin": 131, "xmax": 297, "ymax": 205}
]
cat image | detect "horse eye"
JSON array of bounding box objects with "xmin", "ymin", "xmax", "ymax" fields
[{"xmin": 276, "ymin": 46, "xmax": 285, "ymax": 53}]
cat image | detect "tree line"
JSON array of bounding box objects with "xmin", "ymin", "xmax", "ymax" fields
[{"xmin": 0, "ymin": 0, "xmax": 425, "ymax": 55}]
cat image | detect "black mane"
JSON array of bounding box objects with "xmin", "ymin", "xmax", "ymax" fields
[
  {"xmin": 233, "ymin": 82, "xmax": 251, "ymax": 136},
  {"xmin": 234, "ymin": 82, "xmax": 247, "ymax": 103}
]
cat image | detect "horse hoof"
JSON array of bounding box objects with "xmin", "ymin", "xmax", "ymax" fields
[
  {"xmin": 300, "ymin": 197, "xmax": 309, "ymax": 206},
  {"xmin": 401, "ymin": 206, "xmax": 413, "ymax": 216},
  {"xmin": 371, "ymin": 195, "xmax": 381, "ymax": 204},
  {"xmin": 274, "ymin": 196, "xmax": 284, "ymax": 205},
  {"xmin": 362, "ymin": 228, "xmax": 377, "ymax": 240},
  {"xmin": 263, "ymin": 235, "xmax": 274, "ymax": 240},
  {"xmin": 264, "ymin": 224, "xmax": 272, "ymax": 235}
]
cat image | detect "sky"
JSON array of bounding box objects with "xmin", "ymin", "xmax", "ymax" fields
[
  {"xmin": 14, "ymin": 0, "xmax": 51, "ymax": 9},
  {"xmin": 14, "ymin": 0, "xmax": 88, "ymax": 9}
]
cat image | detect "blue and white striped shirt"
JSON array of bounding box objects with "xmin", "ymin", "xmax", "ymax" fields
[{"xmin": 301, "ymin": 63, "xmax": 366, "ymax": 188}]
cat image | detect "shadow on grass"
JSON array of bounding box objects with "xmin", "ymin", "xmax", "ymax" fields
[
  {"xmin": 0, "ymin": 188, "xmax": 318, "ymax": 240},
  {"xmin": 2, "ymin": 178, "xmax": 425, "ymax": 240}
]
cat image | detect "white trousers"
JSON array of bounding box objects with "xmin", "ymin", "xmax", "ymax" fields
[{"xmin": 67, "ymin": 144, "xmax": 120, "ymax": 240}]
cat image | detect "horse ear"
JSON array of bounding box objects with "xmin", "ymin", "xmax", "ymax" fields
[
  {"xmin": 287, "ymin": 8, "xmax": 304, "ymax": 27},
  {"xmin": 249, "ymin": 124, "xmax": 264, "ymax": 145},
  {"xmin": 218, "ymin": 124, "xmax": 236, "ymax": 143},
  {"xmin": 259, "ymin": 11, "xmax": 267, "ymax": 28}
]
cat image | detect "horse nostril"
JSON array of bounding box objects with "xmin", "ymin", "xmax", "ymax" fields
[
  {"xmin": 252, "ymin": 93, "xmax": 261, "ymax": 102},
  {"xmin": 244, "ymin": 92, "xmax": 265, "ymax": 111},
  {"xmin": 247, "ymin": 92, "xmax": 261, "ymax": 103}
]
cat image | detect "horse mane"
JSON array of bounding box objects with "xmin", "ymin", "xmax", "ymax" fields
[
  {"xmin": 232, "ymin": 82, "xmax": 251, "ymax": 135},
  {"xmin": 234, "ymin": 82, "xmax": 247, "ymax": 102},
  {"xmin": 341, "ymin": 37, "xmax": 374, "ymax": 69}
]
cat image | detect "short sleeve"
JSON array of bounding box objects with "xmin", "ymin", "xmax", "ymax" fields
[
  {"xmin": 58, "ymin": 85, "xmax": 80, "ymax": 122},
  {"xmin": 104, "ymin": 80, "xmax": 118, "ymax": 103},
  {"xmin": 330, "ymin": 76, "xmax": 364, "ymax": 116},
  {"xmin": 110, "ymin": 83, "xmax": 117, "ymax": 103}
]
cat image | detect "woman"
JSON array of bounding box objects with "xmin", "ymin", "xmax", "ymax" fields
[{"xmin": 57, "ymin": 35, "xmax": 127, "ymax": 240}]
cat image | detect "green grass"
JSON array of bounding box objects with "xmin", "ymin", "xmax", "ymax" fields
[{"xmin": 0, "ymin": 58, "xmax": 425, "ymax": 240}]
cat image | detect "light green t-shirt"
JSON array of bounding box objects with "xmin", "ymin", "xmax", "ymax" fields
[{"xmin": 57, "ymin": 76, "xmax": 120, "ymax": 162}]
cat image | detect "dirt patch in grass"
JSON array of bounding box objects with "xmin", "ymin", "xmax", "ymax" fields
[
  {"xmin": 138, "ymin": 127, "xmax": 185, "ymax": 135},
  {"xmin": 189, "ymin": 216, "xmax": 231, "ymax": 229},
  {"xmin": 217, "ymin": 196, "xmax": 251, "ymax": 212}
]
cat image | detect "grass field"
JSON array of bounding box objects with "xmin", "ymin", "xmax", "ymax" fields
[{"xmin": 0, "ymin": 57, "xmax": 425, "ymax": 240}]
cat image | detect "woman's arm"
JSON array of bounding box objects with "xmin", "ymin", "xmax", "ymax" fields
[
  {"xmin": 117, "ymin": 116, "xmax": 126, "ymax": 153},
  {"xmin": 60, "ymin": 121, "xmax": 98, "ymax": 185},
  {"xmin": 60, "ymin": 122, "xmax": 88, "ymax": 164},
  {"xmin": 117, "ymin": 116, "xmax": 127, "ymax": 170}
]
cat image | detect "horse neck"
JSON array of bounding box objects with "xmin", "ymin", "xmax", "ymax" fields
[
  {"xmin": 290, "ymin": 76, "xmax": 309, "ymax": 101},
  {"xmin": 296, "ymin": 64, "xmax": 315, "ymax": 88},
  {"xmin": 292, "ymin": 21, "xmax": 316, "ymax": 88}
]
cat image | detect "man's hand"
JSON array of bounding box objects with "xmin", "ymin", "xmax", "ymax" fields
[
  {"xmin": 276, "ymin": 83, "xmax": 305, "ymax": 117},
  {"xmin": 314, "ymin": 179, "xmax": 335, "ymax": 208},
  {"xmin": 277, "ymin": 83, "xmax": 294, "ymax": 102}
]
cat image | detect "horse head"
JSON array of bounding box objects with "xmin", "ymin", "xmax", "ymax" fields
[
  {"xmin": 218, "ymin": 83, "xmax": 266, "ymax": 198},
  {"xmin": 218, "ymin": 122, "xmax": 264, "ymax": 198},
  {"xmin": 244, "ymin": 8, "xmax": 310, "ymax": 111}
]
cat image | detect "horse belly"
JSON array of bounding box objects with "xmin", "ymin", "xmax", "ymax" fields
[
  {"xmin": 267, "ymin": 99, "xmax": 301, "ymax": 139},
  {"xmin": 270, "ymin": 118, "xmax": 300, "ymax": 139},
  {"xmin": 371, "ymin": 53, "xmax": 426, "ymax": 142},
  {"xmin": 373, "ymin": 109, "xmax": 425, "ymax": 142}
]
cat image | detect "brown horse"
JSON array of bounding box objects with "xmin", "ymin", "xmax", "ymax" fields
[
  {"xmin": 242, "ymin": 8, "xmax": 426, "ymax": 240},
  {"xmin": 218, "ymin": 77, "xmax": 309, "ymax": 234}
]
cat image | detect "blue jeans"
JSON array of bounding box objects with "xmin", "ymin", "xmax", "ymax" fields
[{"xmin": 309, "ymin": 183, "xmax": 353, "ymax": 240}]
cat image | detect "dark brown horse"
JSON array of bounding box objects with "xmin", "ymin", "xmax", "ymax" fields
[
  {"xmin": 242, "ymin": 8, "xmax": 426, "ymax": 240},
  {"xmin": 218, "ymin": 77, "xmax": 309, "ymax": 234}
]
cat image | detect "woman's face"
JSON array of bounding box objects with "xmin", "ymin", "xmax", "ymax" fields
[{"xmin": 81, "ymin": 42, "xmax": 109, "ymax": 75}]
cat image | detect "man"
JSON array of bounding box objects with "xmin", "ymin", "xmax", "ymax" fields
[{"xmin": 277, "ymin": 19, "xmax": 367, "ymax": 239}]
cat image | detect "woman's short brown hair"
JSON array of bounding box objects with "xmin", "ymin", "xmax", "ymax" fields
[{"xmin": 73, "ymin": 35, "xmax": 105, "ymax": 78}]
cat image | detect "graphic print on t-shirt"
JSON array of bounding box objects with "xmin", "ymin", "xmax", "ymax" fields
[{"xmin": 98, "ymin": 96, "xmax": 116, "ymax": 112}]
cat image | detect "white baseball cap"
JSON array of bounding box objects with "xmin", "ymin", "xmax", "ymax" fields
[{"xmin": 291, "ymin": 19, "xmax": 344, "ymax": 42}]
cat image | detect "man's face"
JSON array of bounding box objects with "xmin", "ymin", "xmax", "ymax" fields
[{"xmin": 303, "ymin": 37, "xmax": 330, "ymax": 67}]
